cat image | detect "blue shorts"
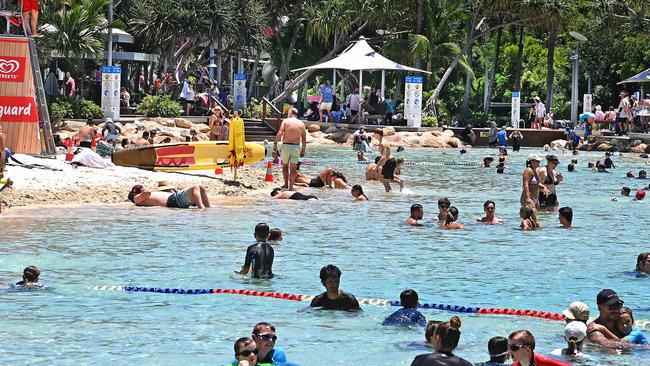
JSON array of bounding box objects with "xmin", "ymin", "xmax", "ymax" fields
[
  {"xmin": 106, "ymin": 133, "xmax": 118, "ymax": 141},
  {"xmin": 166, "ymin": 189, "xmax": 192, "ymax": 208}
]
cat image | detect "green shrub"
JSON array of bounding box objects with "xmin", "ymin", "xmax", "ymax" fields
[
  {"xmin": 421, "ymin": 116, "xmax": 438, "ymax": 127},
  {"xmin": 71, "ymin": 98, "xmax": 103, "ymax": 119},
  {"xmin": 137, "ymin": 95, "xmax": 182, "ymax": 117},
  {"xmin": 242, "ymin": 99, "xmax": 263, "ymax": 119},
  {"xmin": 49, "ymin": 99, "xmax": 73, "ymax": 121}
]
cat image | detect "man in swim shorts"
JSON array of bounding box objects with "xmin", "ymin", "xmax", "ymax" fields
[
  {"xmin": 636, "ymin": 252, "xmax": 650, "ymax": 274},
  {"xmin": 128, "ymin": 184, "xmax": 211, "ymax": 208},
  {"xmin": 406, "ymin": 203, "xmax": 423, "ymax": 225},
  {"xmin": 380, "ymin": 157, "xmax": 405, "ymax": 192},
  {"xmin": 236, "ymin": 223, "xmax": 274, "ymax": 279},
  {"xmin": 271, "ymin": 188, "xmax": 318, "ymax": 200},
  {"xmin": 274, "ymin": 108, "xmax": 306, "ymax": 191},
  {"xmin": 310, "ymin": 264, "xmax": 360, "ymax": 311}
]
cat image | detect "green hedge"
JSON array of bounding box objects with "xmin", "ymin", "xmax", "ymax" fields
[
  {"xmin": 49, "ymin": 98, "xmax": 103, "ymax": 121},
  {"xmin": 137, "ymin": 95, "xmax": 182, "ymax": 117}
]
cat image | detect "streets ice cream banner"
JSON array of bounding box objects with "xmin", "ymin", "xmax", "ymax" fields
[
  {"xmin": 0, "ymin": 55, "xmax": 26, "ymax": 82},
  {"xmin": 0, "ymin": 96, "xmax": 37, "ymax": 123}
]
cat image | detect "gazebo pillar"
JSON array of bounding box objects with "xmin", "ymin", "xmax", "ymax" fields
[{"xmin": 381, "ymin": 70, "xmax": 385, "ymax": 100}]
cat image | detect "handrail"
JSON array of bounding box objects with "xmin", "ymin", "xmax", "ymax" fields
[{"xmin": 262, "ymin": 97, "xmax": 282, "ymax": 116}]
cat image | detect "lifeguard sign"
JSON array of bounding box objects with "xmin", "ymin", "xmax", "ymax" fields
[{"xmin": 0, "ymin": 35, "xmax": 53, "ymax": 154}]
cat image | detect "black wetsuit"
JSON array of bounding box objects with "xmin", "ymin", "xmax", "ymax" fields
[
  {"xmin": 309, "ymin": 290, "xmax": 361, "ymax": 311},
  {"xmin": 309, "ymin": 176, "xmax": 325, "ymax": 188},
  {"xmin": 243, "ymin": 241, "xmax": 274, "ymax": 279},
  {"xmin": 410, "ymin": 352, "xmax": 473, "ymax": 366},
  {"xmin": 604, "ymin": 157, "xmax": 615, "ymax": 169},
  {"xmin": 382, "ymin": 158, "xmax": 397, "ymax": 179},
  {"xmin": 290, "ymin": 192, "xmax": 318, "ymax": 200}
]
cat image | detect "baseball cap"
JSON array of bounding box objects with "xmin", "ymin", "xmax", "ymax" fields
[
  {"xmin": 105, "ymin": 117, "xmax": 113, "ymax": 123},
  {"xmin": 596, "ymin": 289, "xmax": 624, "ymax": 306},
  {"xmin": 528, "ymin": 153, "xmax": 541, "ymax": 162},
  {"xmin": 636, "ymin": 190, "xmax": 646, "ymax": 200},
  {"xmin": 562, "ymin": 301, "xmax": 590, "ymax": 321},
  {"xmin": 564, "ymin": 321, "xmax": 587, "ymax": 342}
]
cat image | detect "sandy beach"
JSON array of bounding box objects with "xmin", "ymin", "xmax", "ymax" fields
[{"xmin": 0, "ymin": 153, "xmax": 276, "ymax": 212}]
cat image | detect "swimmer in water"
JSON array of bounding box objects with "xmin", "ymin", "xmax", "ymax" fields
[
  {"xmin": 228, "ymin": 337, "xmax": 259, "ymax": 366},
  {"xmin": 14, "ymin": 266, "xmax": 41, "ymax": 288},
  {"xmin": 626, "ymin": 171, "xmax": 634, "ymax": 178},
  {"xmin": 482, "ymin": 156, "xmax": 494, "ymax": 168},
  {"xmin": 478, "ymin": 200, "xmax": 502, "ymax": 224},
  {"xmin": 366, "ymin": 156, "xmax": 381, "ymax": 181},
  {"xmin": 236, "ymin": 223, "xmax": 274, "ymax": 279},
  {"xmin": 309, "ymin": 264, "xmax": 361, "ymax": 311},
  {"xmin": 271, "ymin": 188, "xmax": 318, "ymax": 200},
  {"xmin": 379, "ymin": 157, "xmax": 405, "ymax": 192},
  {"xmin": 593, "ymin": 307, "xmax": 648, "ymax": 345},
  {"xmin": 357, "ymin": 151, "xmax": 367, "ymax": 161},
  {"xmin": 406, "ymin": 203, "xmax": 424, "ymax": 225},
  {"xmin": 520, "ymin": 204, "xmax": 541, "ymax": 230},
  {"xmin": 268, "ymin": 228, "xmax": 282, "ymax": 243},
  {"xmin": 351, "ymin": 184, "xmax": 368, "ymax": 201},
  {"xmin": 621, "ymin": 187, "xmax": 631, "ymax": 196},
  {"xmin": 332, "ymin": 171, "xmax": 351, "ymax": 189},
  {"xmin": 558, "ymin": 206, "xmax": 573, "ymax": 229},
  {"xmin": 440, "ymin": 206, "xmax": 464, "ymax": 230},
  {"xmin": 435, "ymin": 197, "xmax": 451, "ymax": 222}
]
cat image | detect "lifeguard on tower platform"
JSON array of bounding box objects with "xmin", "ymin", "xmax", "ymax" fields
[{"xmin": 0, "ymin": 5, "xmax": 55, "ymax": 156}]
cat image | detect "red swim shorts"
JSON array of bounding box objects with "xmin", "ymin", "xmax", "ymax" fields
[{"xmin": 20, "ymin": 0, "xmax": 39, "ymax": 12}]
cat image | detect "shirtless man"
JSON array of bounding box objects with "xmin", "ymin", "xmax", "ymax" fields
[
  {"xmin": 274, "ymin": 108, "xmax": 306, "ymax": 191},
  {"xmin": 128, "ymin": 184, "xmax": 211, "ymax": 208},
  {"xmin": 587, "ymin": 289, "xmax": 634, "ymax": 350},
  {"xmin": 405, "ymin": 203, "xmax": 423, "ymax": 225},
  {"xmin": 0, "ymin": 126, "xmax": 6, "ymax": 180},
  {"xmin": 77, "ymin": 124, "xmax": 94, "ymax": 148}
]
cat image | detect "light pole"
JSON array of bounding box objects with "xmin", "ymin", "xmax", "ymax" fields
[
  {"xmin": 569, "ymin": 31, "xmax": 587, "ymax": 126},
  {"xmin": 107, "ymin": 0, "xmax": 113, "ymax": 66}
]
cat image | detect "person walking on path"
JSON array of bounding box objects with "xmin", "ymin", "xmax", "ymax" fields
[
  {"xmin": 533, "ymin": 97, "xmax": 546, "ymax": 130},
  {"xmin": 274, "ymin": 108, "xmax": 306, "ymax": 191},
  {"xmin": 319, "ymin": 81, "xmax": 335, "ymax": 123}
]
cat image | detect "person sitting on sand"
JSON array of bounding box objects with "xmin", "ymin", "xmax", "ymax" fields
[
  {"xmin": 351, "ymin": 184, "xmax": 368, "ymax": 201},
  {"xmin": 14, "ymin": 266, "xmax": 41, "ymax": 288},
  {"xmin": 441, "ymin": 206, "xmax": 464, "ymax": 230},
  {"xmin": 636, "ymin": 252, "xmax": 650, "ymax": 274},
  {"xmin": 380, "ymin": 157, "xmax": 405, "ymax": 192},
  {"xmin": 366, "ymin": 156, "xmax": 381, "ymax": 181},
  {"xmin": 382, "ymin": 289, "xmax": 426, "ymax": 327},
  {"xmin": 271, "ymin": 188, "xmax": 318, "ymax": 200},
  {"xmin": 268, "ymin": 228, "xmax": 282, "ymax": 243},
  {"xmin": 435, "ymin": 197, "xmax": 451, "ymax": 222},
  {"xmin": 128, "ymin": 184, "xmax": 211, "ymax": 208},
  {"xmin": 332, "ymin": 171, "xmax": 351, "ymax": 189},
  {"xmin": 291, "ymin": 162, "xmax": 311, "ymax": 187},
  {"xmin": 236, "ymin": 223, "xmax": 274, "ymax": 279},
  {"xmin": 478, "ymin": 200, "xmax": 502, "ymax": 224},
  {"xmin": 520, "ymin": 204, "xmax": 541, "ymax": 230},
  {"xmin": 559, "ymin": 207, "xmax": 573, "ymax": 228},
  {"xmin": 406, "ymin": 203, "xmax": 424, "ymax": 225},
  {"xmin": 310, "ymin": 264, "xmax": 361, "ymax": 311}
]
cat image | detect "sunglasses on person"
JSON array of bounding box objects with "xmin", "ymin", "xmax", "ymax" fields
[
  {"xmin": 609, "ymin": 302, "xmax": 623, "ymax": 311},
  {"xmin": 486, "ymin": 206, "xmax": 495, "ymax": 211},
  {"xmin": 237, "ymin": 349, "xmax": 258, "ymax": 357},
  {"xmin": 439, "ymin": 205, "xmax": 449, "ymax": 209},
  {"xmin": 258, "ymin": 334, "xmax": 277, "ymax": 342},
  {"xmin": 509, "ymin": 344, "xmax": 530, "ymax": 352}
]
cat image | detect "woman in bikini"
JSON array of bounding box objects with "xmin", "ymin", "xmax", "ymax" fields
[
  {"xmin": 208, "ymin": 107, "xmax": 224, "ymax": 141},
  {"xmin": 520, "ymin": 204, "xmax": 541, "ymax": 230},
  {"xmin": 537, "ymin": 155, "xmax": 563, "ymax": 210},
  {"xmin": 440, "ymin": 206, "xmax": 464, "ymax": 230},
  {"xmin": 520, "ymin": 154, "xmax": 548, "ymax": 209}
]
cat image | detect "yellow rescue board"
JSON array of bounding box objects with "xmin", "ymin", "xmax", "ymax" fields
[{"xmin": 112, "ymin": 141, "xmax": 266, "ymax": 171}]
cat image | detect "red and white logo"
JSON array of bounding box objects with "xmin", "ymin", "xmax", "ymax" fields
[
  {"xmin": 0, "ymin": 96, "xmax": 38, "ymax": 123},
  {"xmin": 0, "ymin": 56, "xmax": 26, "ymax": 82}
]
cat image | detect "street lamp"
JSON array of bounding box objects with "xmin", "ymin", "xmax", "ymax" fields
[
  {"xmin": 569, "ymin": 31, "xmax": 587, "ymax": 125},
  {"xmin": 107, "ymin": 0, "xmax": 113, "ymax": 66}
]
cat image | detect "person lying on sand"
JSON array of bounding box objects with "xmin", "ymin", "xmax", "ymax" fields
[
  {"xmin": 128, "ymin": 184, "xmax": 211, "ymax": 208},
  {"xmin": 271, "ymin": 188, "xmax": 318, "ymax": 200}
]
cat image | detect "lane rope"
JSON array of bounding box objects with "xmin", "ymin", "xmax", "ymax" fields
[
  {"xmin": 268, "ymin": 160, "xmax": 482, "ymax": 167},
  {"xmin": 90, "ymin": 286, "xmax": 564, "ymax": 321}
]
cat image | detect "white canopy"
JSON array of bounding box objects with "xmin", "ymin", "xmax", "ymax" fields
[{"xmin": 292, "ymin": 37, "xmax": 431, "ymax": 74}]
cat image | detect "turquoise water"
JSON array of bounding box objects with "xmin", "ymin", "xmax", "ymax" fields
[{"xmin": 1, "ymin": 146, "xmax": 649, "ymax": 365}]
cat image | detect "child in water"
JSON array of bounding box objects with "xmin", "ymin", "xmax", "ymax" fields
[
  {"xmin": 268, "ymin": 228, "xmax": 283, "ymax": 244},
  {"xmin": 14, "ymin": 266, "xmax": 42, "ymax": 288},
  {"xmin": 617, "ymin": 307, "xmax": 648, "ymax": 345}
]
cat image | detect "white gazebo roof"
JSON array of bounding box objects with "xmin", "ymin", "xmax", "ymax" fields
[{"xmin": 292, "ymin": 37, "xmax": 431, "ymax": 74}]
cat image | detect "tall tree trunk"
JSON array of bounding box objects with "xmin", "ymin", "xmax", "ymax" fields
[
  {"xmin": 414, "ymin": 0, "xmax": 425, "ymax": 69},
  {"xmin": 513, "ymin": 26, "xmax": 525, "ymax": 91},
  {"xmin": 248, "ymin": 50, "xmax": 260, "ymax": 100},
  {"xmin": 482, "ymin": 34, "xmax": 490, "ymax": 114},
  {"xmin": 483, "ymin": 27, "xmax": 502, "ymax": 116},
  {"xmin": 462, "ymin": 21, "xmax": 473, "ymax": 111},
  {"xmin": 545, "ymin": 20, "xmax": 557, "ymax": 112}
]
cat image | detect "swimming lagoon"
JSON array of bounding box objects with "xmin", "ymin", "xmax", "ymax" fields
[{"xmin": 1, "ymin": 146, "xmax": 648, "ymax": 365}]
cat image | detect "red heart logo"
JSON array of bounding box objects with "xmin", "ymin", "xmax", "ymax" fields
[{"xmin": 0, "ymin": 59, "xmax": 19, "ymax": 74}]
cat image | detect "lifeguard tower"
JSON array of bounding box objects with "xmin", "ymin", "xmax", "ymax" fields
[{"xmin": 0, "ymin": 9, "xmax": 55, "ymax": 155}]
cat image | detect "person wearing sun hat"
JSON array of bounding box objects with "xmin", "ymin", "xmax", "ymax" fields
[
  {"xmin": 520, "ymin": 153, "xmax": 544, "ymax": 210},
  {"xmin": 563, "ymin": 301, "xmax": 589, "ymax": 324}
]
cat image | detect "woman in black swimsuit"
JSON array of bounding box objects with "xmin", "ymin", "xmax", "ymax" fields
[{"xmin": 538, "ymin": 155, "xmax": 562, "ymax": 209}]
